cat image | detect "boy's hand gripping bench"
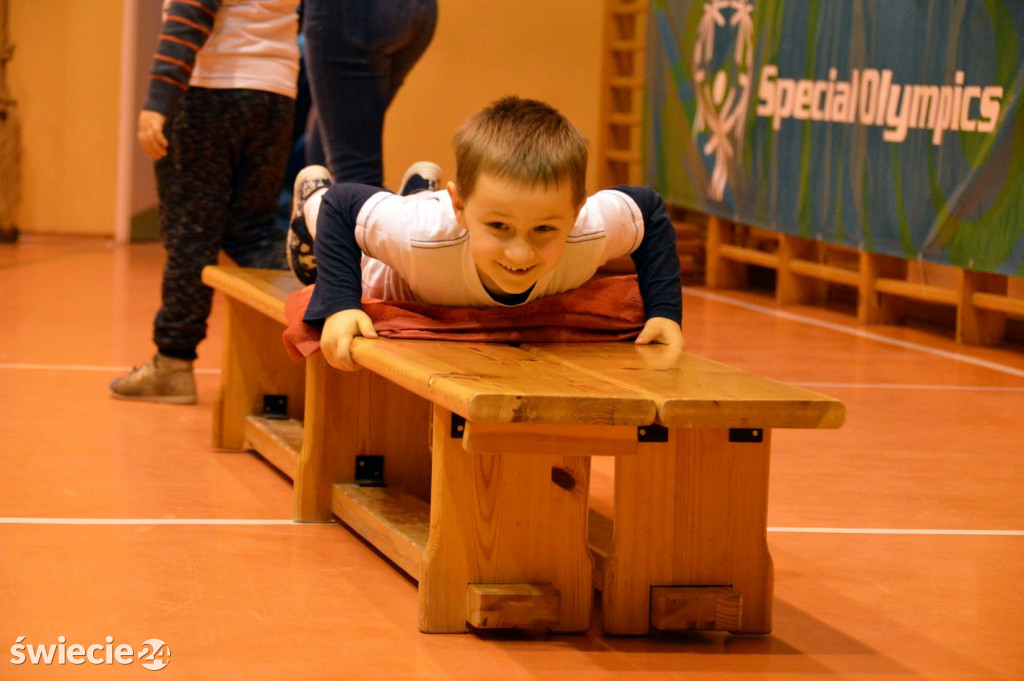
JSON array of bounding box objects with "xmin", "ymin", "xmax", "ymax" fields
[{"xmin": 202, "ymin": 266, "xmax": 845, "ymax": 635}]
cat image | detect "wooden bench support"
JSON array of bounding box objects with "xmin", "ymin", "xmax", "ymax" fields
[
  {"xmin": 418, "ymin": 407, "xmax": 593, "ymax": 633},
  {"xmin": 294, "ymin": 355, "xmax": 359, "ymax": 522},
  {"xmin": 777, "ymin": 234, "xmax": 828, "ymax": 306},
  {"xmin": 958, "ymin": 269, "xmax": 1008, "ymax": 345},
  {"xmin": 466, "ymin": 584, "xmax": 561, "ymax": 630},
  {"xmin": 202, "ymin": 267, "xmax": 306, "ymax": 450},
  {"xmin": 215, "ymin": 297, "xmax": 305, "ymax": 449},
  {"xmin": 650, "ymin": 586, "xmax": 743, "ymax": 632},
  {"xmin": 331, "ymin": 484, "xmax": 429, "ymax": 579},
  {"xmin": 295, "ymin": 354, "xmax": 432, "ymax": 523},
  {"xmin": 706, "ymin": 216, "xmax": 749, "ymax": 289},
  {"xmin": 243, "ymin": 415, "xmax": 303, "ymax": 479},
  {"xmin": 600, "ymin": 428, "xmax": 773, "ymax": 635},
  {"xmin": 702, "ymin": 220, "xmax": 1024, "ymax": 346},
  {"xmin": 463, "ymin": 422, "xmax": 638, "ymax": 458}
]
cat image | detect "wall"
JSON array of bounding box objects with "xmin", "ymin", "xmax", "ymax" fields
[
  {"xmin": 381, "ymin": 1, "xmax": 604, "ymax": 196},
  {"xmin": 9, "ymin": 0, "xmax": 124, "ymax": 236},
  {"xmin": 8, "ymin": 0, "xmax": 604, "ymax": 237},
  {"xmin": 120, "ymin": 0, "xmax": 164, "ymax": 242}
]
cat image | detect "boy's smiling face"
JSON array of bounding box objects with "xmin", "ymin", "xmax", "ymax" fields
[{"xmin": 449, "ymin": 173, "xmax": 582, "ymax": 301}]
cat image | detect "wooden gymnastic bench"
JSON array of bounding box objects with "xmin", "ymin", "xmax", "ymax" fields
[{"xmin": 202, "ymin": 265, "xmax": 845, "ymax": 636}]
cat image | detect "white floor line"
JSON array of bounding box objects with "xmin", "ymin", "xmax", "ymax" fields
[
  {"xmin": 792, "ymin": 382, "xmax": 1024, "ymax": 392},
  {"xmin": 0, "ymin": 363, "xmax": 220, "ymax": 374},
  {"xmin": 0, "ymin": 518, "xmax": 316, "ymax": 526},
  {"xmin": 768, "ymin": 527, "xmax": 1024, "ymax": 536},
  {"xmin": 684, "ymin": 288, "xmax": 1024, "ymax": 379},
  {"xmin": 0, "ymin": 517, "xmax": 1018, "ymax": 535}
]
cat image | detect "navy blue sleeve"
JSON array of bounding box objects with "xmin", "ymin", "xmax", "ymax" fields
[
  {"xmin": 303, "ymin": 183, "xmax": 383, "ymax": 328},
  {"xmin": 613, "ymin": 186, "xmax": 682, "ymax": 323}
]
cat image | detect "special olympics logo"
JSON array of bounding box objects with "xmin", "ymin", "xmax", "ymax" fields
[{"xmin": 692, "ymin": 0, "xmax": 754, "ymax": 201}]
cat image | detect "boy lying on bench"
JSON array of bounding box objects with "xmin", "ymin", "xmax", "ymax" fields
[{"xmin": 285, "ymin": 96, "xmax": 684, "ymax": 370}]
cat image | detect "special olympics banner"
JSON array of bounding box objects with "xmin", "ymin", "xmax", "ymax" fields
[{"xmin": 646, "ymin": 0, "xmax": 1024, "ymax": 275}]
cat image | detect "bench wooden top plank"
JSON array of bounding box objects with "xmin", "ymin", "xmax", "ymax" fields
[
  {"xmin": 202, "ymin": 266, "xmax": 302, "ymax": 326},
  {"xmin": 351, "ymin": 338, "xmax": 658, "ymax": 425},
  {"xmin": 203, "ymin": 266, "xmax": 657, "ymax": 425},
  {"xmin": 524, "ymin": 343, "xmax": 845, "ymax": 430},
  {"xmin": 202, "ymin": 266, "xmax": 842, "ymax": 429}
]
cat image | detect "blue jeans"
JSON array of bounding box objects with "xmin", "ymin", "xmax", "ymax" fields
[{"xmin": 302, "ymin": 0, "xmax": 438, "ymax": 186}]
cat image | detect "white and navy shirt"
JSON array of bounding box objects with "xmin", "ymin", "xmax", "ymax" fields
[{"xmin": 304, "ymin": 184, "xmax": 682, "ymax": 325}]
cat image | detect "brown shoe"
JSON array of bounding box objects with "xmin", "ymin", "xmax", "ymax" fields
[{"xmin": 109, "ymin": 353, "xmax": 197, "ymax": 405}]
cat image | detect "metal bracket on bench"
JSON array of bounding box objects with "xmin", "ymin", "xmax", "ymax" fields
[
  {"xmin": 637, "ymin": 424, "xmax": 669, "ymax": 442},
  {"xmin": 261, "ymin": 394, "xmax": 288, "ymax": 420},
  {"xmin": 451, "ymin": 414, "xmax": 467, "ymax": 438},
  {"xmin": 355, "ymin": 455, "xmax": 386, "ymax": 487},
  {"xmin": 729, "ymin": 428, "xmax": 764, "ymax": 443}
]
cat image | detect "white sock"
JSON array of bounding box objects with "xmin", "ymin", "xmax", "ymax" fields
[{"xmin": 303, "ymin": 188, "xmax": 327, "ymax": 239}]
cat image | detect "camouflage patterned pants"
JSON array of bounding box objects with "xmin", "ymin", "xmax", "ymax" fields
[{"xmin": 154, "ymin": 87, "xmax": 294, "ymax": 360}]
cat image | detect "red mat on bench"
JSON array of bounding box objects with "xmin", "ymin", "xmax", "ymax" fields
[{"xmin": 282, "ymin": 275, "xmax": 646, "ymax": 360}]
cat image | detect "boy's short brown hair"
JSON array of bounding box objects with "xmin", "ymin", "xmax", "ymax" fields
[{"xmin": 453, "ymin": 96, "xmax": 588, "ymax": 206}]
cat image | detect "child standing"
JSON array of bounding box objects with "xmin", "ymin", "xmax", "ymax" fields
[
  {"xmin": 111, "ymin": 0, "xmax": 301, "ymax": 404},
  {"xmin": 288, "ymin": 96, "xmax": 684, "ymax": 371}
]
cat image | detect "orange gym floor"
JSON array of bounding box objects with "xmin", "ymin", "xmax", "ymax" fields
[{"xmin": 2, "ymin": 236, "xmax": 1023, "ymax": 680}]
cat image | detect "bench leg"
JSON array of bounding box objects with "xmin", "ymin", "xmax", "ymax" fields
[
  {"xmin": 294, "ymin": 358, "xmax": 432, "ymax": 523},
  {"xmin": 601, "ymin": 428, "xmax": 774, "ymax": 635},
  {"xmin": 213, "ymin": 299, "xmax": 304, "ymax": 449},
  {"xmin": 294, "ymin": 355, "xmax": 353, "ymax": 522},
  {"xmin": 417, "ymin": 407, "xmax": 593, "ymax": 633}
]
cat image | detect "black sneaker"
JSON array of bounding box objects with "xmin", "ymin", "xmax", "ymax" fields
[
  {"xmin": 286, "ymin": 165, "xmax": 333, "ymax": 285},
  {"xmin": 397, "ymin": 161, "xmax": 443, "ymax": 196}
]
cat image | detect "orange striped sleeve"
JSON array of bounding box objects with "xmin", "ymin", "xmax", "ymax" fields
[
  {"xmin": 150, "ymin": 74, "xmax": 189, "ymax": 91},
  {"xmin": 143, "ymin": 0, "xmax": 219, "ymax": 115},
  {"xmin": 167, "ymin": 15, "xmax": 212, "ymax": 38},
  {"xmin": 171, "ymin": 0, "xmax": 217, "ymax": 20},
  {"xmin": 159, "ymin": 33, "xmax": 202, "ymax": 52},
  {"xmin": 154, "ymin": 54, "xmax": 193, "ymax": 74}
]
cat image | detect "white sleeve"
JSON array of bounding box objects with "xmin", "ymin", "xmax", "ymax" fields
[
  {"xmin": 353, "ymin": 191, "xmax": 460, "ymax": 284},
  {"xmin": 573, "ymin": 189, "xmax": 645, "ymax": 263}
]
